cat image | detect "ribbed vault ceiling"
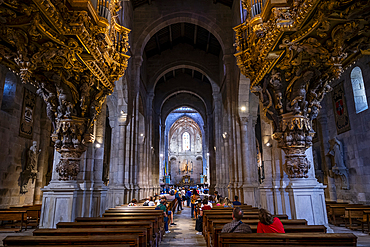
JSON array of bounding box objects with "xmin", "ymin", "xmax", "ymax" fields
[{"xmin": 144, "ymin": 23, "xmax": 222, "ymax": 59}]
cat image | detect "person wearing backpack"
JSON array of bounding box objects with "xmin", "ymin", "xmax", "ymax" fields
[{"xmin": 221, "ymin": 207, "xmax": 252, "ymax": 233}]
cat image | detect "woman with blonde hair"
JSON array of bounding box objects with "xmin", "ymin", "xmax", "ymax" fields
[
  {"xmin": 223, "ymin": 197, "xmax": 233, "ymax": 208},
  {"xmin": 257, "ymin": 208, "xmax": 285, "ymax": 233}
]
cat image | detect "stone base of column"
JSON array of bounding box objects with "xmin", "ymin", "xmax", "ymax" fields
[
  {"xmin": 242, "ymin": 184, "xmax": 259, "ymax": 207},
  {"xmin": 91, "ymin": 185, "xmax": 108, "ymax": 217},
  {"xmin": 39, "ymin": 181, "xmax": 79, "ymax": 229},
  {"xmin": 106, "ymin": 186, "xmax": 127, "ymax": 208},
  {"xmin": 227, "ymin": 183, "xmax": 235, "ymax": 199},
  {"xmin": 259, "ymin": 180, "xmax": 291, "ymax": 217},
  {"xmin": 286, "ymin": 178, "xmax": 333, "ymax": 232}
]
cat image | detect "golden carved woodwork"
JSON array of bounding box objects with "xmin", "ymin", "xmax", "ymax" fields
[
  {"xmin": 0, "ymin": 0, "xmax": 130, "ymax": 180},
  {"xmin": 236, "ymin": 0, "xmax": 370, "ymax": 178}
]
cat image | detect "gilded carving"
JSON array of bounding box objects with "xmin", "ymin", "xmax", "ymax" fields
[
  {"xmin": 235, "ymin": 0, "xmax": 370, "ymax": 178},
  {"xmin": 0, "ymin": 0, "xmax": 130, "ymax": 180}
]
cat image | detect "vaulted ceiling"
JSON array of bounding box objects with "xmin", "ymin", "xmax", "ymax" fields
[
  {"xmin": 144, "ymin": 23, "xmax": 222, "ymax": 59},
  {"xmin": 131, "ymin": 0, "xmax": 233, "ymax": 9}
]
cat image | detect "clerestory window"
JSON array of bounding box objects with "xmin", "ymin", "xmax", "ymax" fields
[{"xmin": 351, "ymin": 66, "xmax": 368, "ymax": 114}]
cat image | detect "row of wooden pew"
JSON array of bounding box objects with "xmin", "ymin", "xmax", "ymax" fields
[
  {"xmin": 326, "ymin": 200, "xmax": 370, "ymax": 232},
  {"xmin": 200, "ymin": 205, "xmax": 357, "ymax": 247},
  {"xmin": 0, "ymin": 204, "xmax": 41, "ymax": 232},
  {"xmin": 3, "ymin": 198, "xmax": 178, "ymax": 246}
]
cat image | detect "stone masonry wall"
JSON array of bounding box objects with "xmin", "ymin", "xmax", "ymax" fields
[
  {"xmin": 0, "ymin": 65, "xmax": 52, "ymax": 208},
  {"xmin": 318, "ymin": 56, "xmax": 370, "ymax": 204}
]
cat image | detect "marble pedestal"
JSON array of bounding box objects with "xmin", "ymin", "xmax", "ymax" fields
[
  {"xmin": 286, "ymin": 178, "xmax": 333, "ymax": 232},
  {"xmin": 39, "ymin": 181, "xmax": 79, "ymax": 229}
]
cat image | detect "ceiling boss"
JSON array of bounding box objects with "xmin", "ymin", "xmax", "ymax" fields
[
  {"xmin": 0, "ymin": 0, "xmax": 130, "ymax": 180},
  {"xmin": 235, "ymin": 0, "xmax": 370, "ymax": 178}
]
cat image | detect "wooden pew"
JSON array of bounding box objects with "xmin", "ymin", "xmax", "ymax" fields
[
  {"xmin": 3, "ymin": 235, "xmax": 140, "ymax": 246},
  {"xmin": 0, "ymin": 211, "xmax": 27, "ymax": 232},
  {"xmin": 209, "ymin": 225, "xmax": 326, "ymax": 247},
  {"xmin": 75, "ymin": 216, "xmax": 160, "ymax": 246},
  {"xmin": 360, "ymin": 210, "xmax": 370, "ymax": 233},
  {"xmin": 57, "ymin": 221, "xmax": 155, "ymax": 247},
  {"xmin": 206, "ymin": 219, "xmax": 307, "ymax": 247},
  {"xmin": 105, "ymin": 208, "xmax": 165, "ymax": 237},
  {"xmin": 327, "ymin": 204, "xmax": 363, "ymax": 226},
  {"xmin": 5, "ymin": 205, "xmax": 41, "ymax": 230},
  {"xmin": 203, "ymin": 213, "xmax": 288, "ymax": 237},
  {"xmin": 34, "ymin": 228, "xmax": 148, "ymax": 247},
  {"xmin": 218, "ymin": 232, "xmax": 357, "ymax": 247},
  {"xmin": 344, "ymin": 206, "xmax": 370, "ymax": 230}
]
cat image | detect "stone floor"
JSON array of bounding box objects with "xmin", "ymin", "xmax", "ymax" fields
[
  {"xmin": 159, "ymin": 203, "xmax": 207, "ymax": 246},
  {"xmin": 1, "ymin": 209, "xmax": 370, "ymax": 246}
]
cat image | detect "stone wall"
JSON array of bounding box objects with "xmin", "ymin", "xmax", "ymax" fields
[
  {"xmin": 317, "ymin": 56, "xmax": 370, "ymax": 204},
  {"xmin": 0, "ymin": 65, "xmax": 53, "ymax": 209}
]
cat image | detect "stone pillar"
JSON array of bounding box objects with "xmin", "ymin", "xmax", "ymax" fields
[
  {"xmin": 106, "ymin": 111, "xmax": 128, "ymax": 207},
  {"xmin": 240, "ymin": 116, "xmax": 259, "ymax": 206}
]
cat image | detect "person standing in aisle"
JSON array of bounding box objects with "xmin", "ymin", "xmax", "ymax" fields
[{"xmin": 191, "ymin": 189, "xmax": 199, "ymax": 218}]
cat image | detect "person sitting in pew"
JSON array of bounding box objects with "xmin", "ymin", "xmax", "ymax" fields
[
  {"xmin": 143, "ymin": 197, "xmax": 150, "ymax": 206},
  {"xmin": 156, "ymin": 198, "xmax": 171, "ymax": 234},
  {"xmin": 195, "ymin": 198, "xmax": 212, "ymax": 234},
  {"xmin": 257, "ymin": 208, "xmax": 285, "ymax": 233},
  {"xmin": 128, "ymin": 198, "xmax": 137, "ymax": 207},
  {"xmin": 160, "ymin": 196, "xmax": 176, "ymax": 227},
  {"xmin": 223, "ymin": 197, "xmax": 233, "ymax": 208},
  {"xmin": 148, "ymin": 196, "xmax": 155, "ymax": 206},
  {"xmin": 221, "ymin": 207, "xmax": 252, "ymax": 233},
  {"xmin": 232, "ymin": 195, "xmax": 242, "ymax": 206}
]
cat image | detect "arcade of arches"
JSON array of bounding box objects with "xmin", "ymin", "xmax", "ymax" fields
[{"xmin": 0, "ymin": 0, "xmax": 370, "ymax": 233}]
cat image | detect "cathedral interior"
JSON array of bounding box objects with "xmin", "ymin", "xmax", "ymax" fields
[{"xmin": 1, "ymin": 0, "xmax": 370, "ymax": 245}]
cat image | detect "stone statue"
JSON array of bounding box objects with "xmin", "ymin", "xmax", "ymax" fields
[
  {"xmin": 327, "ymin": 137, "xmax": 349, "ymax": 190},
  {"xmin": 21, "ymin": 141, "xmax": 41, "ymax": 193}
]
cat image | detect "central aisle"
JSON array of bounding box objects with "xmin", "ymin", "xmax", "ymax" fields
[{"xmin": 159, "ymin": 204, "xmax": 207, "ymax": 246}]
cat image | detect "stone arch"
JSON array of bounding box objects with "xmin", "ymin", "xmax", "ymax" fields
[
  {"xmin": 161, "ymin": 90, "xmax": 207, "ymax": 114},
  {"xmin": 151, "ymin": 62, "xmax": 220, "ymax": 92},
  {"xmin": 134, "ymin": 12, "xmax": 228, "ymax": 57}
]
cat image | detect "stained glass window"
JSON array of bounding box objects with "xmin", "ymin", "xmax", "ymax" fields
[{"xmin": 183, "ymin": 132, "xmax": 190, "ymax": 151}]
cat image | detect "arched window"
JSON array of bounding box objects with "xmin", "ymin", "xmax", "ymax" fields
[
  {"xmin": 1, "ymin": 72, "xmax": 17, "ymax": 112},
  {"xmin": 351, "ymin": 66, "xmax": 368, "ymax": 113},
  {"xmin": 182, "ymin": 132, "xmax": 190, "ymax": 151}
]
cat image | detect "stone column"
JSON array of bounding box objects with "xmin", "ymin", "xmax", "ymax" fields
[
  {"xmin": 240, "ymin": 116, "xmax": 259, "ymax": 206},
  {"xmin": 106, "ymin": 111, "xmax": 128, "ymax": 207}
]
